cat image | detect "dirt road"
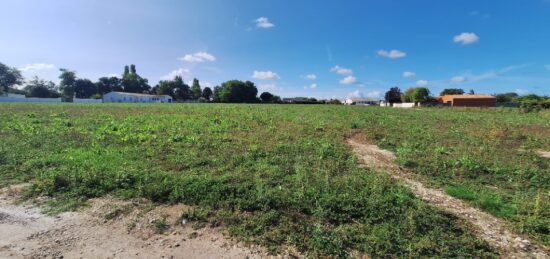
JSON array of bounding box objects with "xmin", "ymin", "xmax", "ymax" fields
[
  {"xmin": 347, "ymin": 136, "xmax": 549, "ymax": 259},
  {"xmin": 0, "ymin": 186, "xmax": 268, "ymax": 259}
]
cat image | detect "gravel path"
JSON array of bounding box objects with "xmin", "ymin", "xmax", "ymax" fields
[{"xmin": 347, "ymin": 137, "xmax": 549, "ymax": 259}]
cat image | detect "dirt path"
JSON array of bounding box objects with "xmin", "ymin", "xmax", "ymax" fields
[
  {"xmin": 0, "ymin": 186, "xmax": 276, "ymax": 259},
  {"xmin": 347, "ymin": 137, "xmax": 549, "ymax": 259}
]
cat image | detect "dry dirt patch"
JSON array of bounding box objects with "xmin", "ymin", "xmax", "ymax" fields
[
  {"xmin": 347, "ymin": 136, "xmax": 549, "ymax": 259},
  {"xmin": 0, "ymin": 186, "xmax": 280, "ymax": 259},
  {"xmin": 536, "ymin": 150, "xmax": 550, "ymax": 158}
]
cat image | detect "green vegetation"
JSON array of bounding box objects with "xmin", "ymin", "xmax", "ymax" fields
[
  {"xmin": 2, "ymin": 104, "xmax": 549, "ymax": 257},
  {"xmin": 152, "ymin": 215, "xmax": 169, "ymax": 234}
]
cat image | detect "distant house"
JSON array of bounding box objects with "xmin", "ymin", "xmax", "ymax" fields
[
  {"xmin": 345, "ymin": 98, "xmax": 379, "ymax": 105},
  {"xmin": 0, "ymin": 93, "xmax": 25, "ymax": 99},
  {"xmin": 282, "ymin": 97, "xmax": 308, "ymax": 103},
  {"xmin": 103, "ymin": 92, "xmax": 173, "ymax": 103},
  {"xmin": 436, "ymin": 95, "xmax": 496, "ymax": 107}
]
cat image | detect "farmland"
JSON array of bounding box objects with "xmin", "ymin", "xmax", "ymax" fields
[{"xmin": 0, "ymin": 103, "xmax": 549, "ymax": 257}]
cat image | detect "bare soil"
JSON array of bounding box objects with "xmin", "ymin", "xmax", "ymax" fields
[
  {"xmin": 347, "ymin": 136, "xmax": 549, "ymax": 259},
  {"xmin": 0, "ymin": 185, "xmax": 283, "ymax": 259},
  {"xmin": 537, "ymin": 150, "xmax": 550, "ymax": 158}
]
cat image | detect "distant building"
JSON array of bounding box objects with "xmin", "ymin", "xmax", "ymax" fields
[
  {"xmin": 282, "ymin": 97, "xmax": 308, "ymax": 103},
  {"xmin": 0, "ymin": 93, "xmax": 25, "ymax": 99},
  {"xmin": 436, "ymin": 95, "xmax": 496, "ymax": 107},
  {"xmin": 345, "ymin": 98, "xmax": 379, "ymax": 105},
  {"xmin": 103, "ymin": 92, "xmax": 173, "ymax": 103}
]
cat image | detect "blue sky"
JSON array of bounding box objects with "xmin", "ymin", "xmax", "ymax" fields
[{"xmin": 1, "ymin": 0, "xmax": 550, "ymax": 99}]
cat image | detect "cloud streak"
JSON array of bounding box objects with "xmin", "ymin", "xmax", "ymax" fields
[
  {"xmin": 252, "ymin": 70, "xmax": 280, "ymax": 80},
  {"xmin": 454, "ymin": 32, "xmax": 480, "ymax": 45},
  {"xmin": 377, "ymin": 49, "xmax": 407, "ymax": 59},
  {"xmin": 179, "ymin": 52, "xmax": 216, "ymax": 63},
  {"xmin": 20, "ymin": 63, "xmax": 55, "ymax": 72},
  {"xmin": 255, "ymin": 17, "xmax": 275, "ymax": 28}
]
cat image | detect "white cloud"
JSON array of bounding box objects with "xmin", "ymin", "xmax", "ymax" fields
[
  {"xmin": 451, "ymin": 76, "xmax": 466, "ymax": 83},
  {"xmin": 403, "ymin": 71, "xmax": 416, "ymax": 78},
  {"xmin": 340, "ymin": 76, "xmax": 357, "ymax": 85},
  {"xmin": 377, "ymin": 49, "xmax": 407, "ymax": 59},
  {"xmin": 252, "ymin": 70, "xmax": 280, "ymax": 80},
  {"xmin": 255, "ymin": 17, "xmax": 275, "ymax": 29},
  {"xmin": 330, "ymin": 65, "xmax": 353, "ymax": 75},
  {"xmin": 179, "ymin": 52, "xmax": 216, "ymax": 63},
  {"xmin": 161, "ymin": 68, "xmax": 191, "ymax": 80},
  {"xmin": 453, "ymin": 32, "xmax": 480, "ymax": 45},
  {"xmin": 304, "ymin": 74, "xmax": 317, "ymax": 80},
  {"xmin": 545, "ymin": 64, "xmax": 550, "ymax": 71},
  {"xmin": 416, "ymin": 80, "xmax": 428, "ymax": 87},
  {"xmin": 309, "ymin": 83, "xmax": 318, "ymax": 89},
  {"xmin": 19, "ymin": 63, "xmax": 55, "ymax": 72}
]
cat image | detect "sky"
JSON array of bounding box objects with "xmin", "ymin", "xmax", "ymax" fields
[{"xmin": 1, "ymin": 0, "xmax": 550, "ymax": 99}]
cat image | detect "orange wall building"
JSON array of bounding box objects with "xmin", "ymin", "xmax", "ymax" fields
[{"xmin": 436, "ymin": 95, "xmax": 497, "ymax": 107}]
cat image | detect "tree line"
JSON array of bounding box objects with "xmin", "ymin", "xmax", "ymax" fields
[
  {"xmin": 384, "ymin": 86, "xmax": 549, "ymax": 110},
  {"xmin": 0, "ymin": 61, "xmax": 302, "ymax": 103}
]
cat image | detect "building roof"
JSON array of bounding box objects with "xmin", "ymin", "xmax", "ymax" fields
[
  {"xmin": 438, "ymin": 94, "xmax": 495, "ymax": 99},
  {"xmin": 347, "ymin": 98, "xmax": 379, "ymax": 102},
  {"xmin": 106, "ymin": 91, "xmax": 171, "ymax": 98}
]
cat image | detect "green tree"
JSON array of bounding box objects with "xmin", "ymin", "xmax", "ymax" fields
[
  {"xmin": 121, "ymin": 64, "xmax": 150, "ymax": 93},
  {"xmin": 74, "ymin": 78, "xmax": 97, "ymax": 98},
  {"xmin": 402, "ymin": 87, "xmax": 431, "ymax": 103},
  {"xmin": 260, "ymin": 92, "xmax": 274, "ymax": 102},
  {"xmin": 24, "ymin": 76, "xmax": 60, "ymax": 98},
  {"xmin": 0, "ymin": 62, "xmax": 24, "ymax": 94},
  {"xmin": 496, "ymin": 92, "xmax": 519, "ymax": 103},
  {"xmin": 173, "ymin": 76, "xmax": 190, "ymax": 101},
  {"xmin": 212, "ymin": 86, "xmax": 221, "ymax": 102},
  {"xmin": 201, "ymin": 87, "xmax": 213, "ymax": 101},
  {"xmin": 190, "ymin": 78, "xmax": 202, "ymax": 100},
  {"xmin": 96, "ymin": 76, "xmax": 122, "ymax": 94},
  {"xmin": 218, "ymin": 80, "xmax": 258, "ymax": 103},
  {"xmin": 411, "ymin": 87, "xmax": 431, "ymax": 103},
  {"xmin": 59, "ymin": 68, "xmax": 77, "ymax": 98},
  {"xmin": 440, "ymin": 88, "xmax": 464, "ymax": 96},
  {"xmin": 155, "ymin": 80, "xmax": 175, "ymax": 96},
  {"xmin": 384, "ymin": 87, "xmax": 402, "ymax": 104}
]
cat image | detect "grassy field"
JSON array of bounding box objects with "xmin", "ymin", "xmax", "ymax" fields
[{"xmin": 1, "ymin": 104, "xmax": 549, "ymax": 257}]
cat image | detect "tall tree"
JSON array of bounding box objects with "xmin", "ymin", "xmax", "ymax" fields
[
  {"xmin": 74, "ymin": 78, "xmax": 97, "ymax": 98},
  {"xmin": 59, "ymin": 68, "xmax": 77, "ymax": 98},
  {"xmin": 24, "ymin": 76, "xmax": 60, "ymax": 98},
  {"xmin": 496, "ymin": 92, "xmax": 519, "ymax": 103},
  {"xmin": 384, "ymin": 87, "xmax": 402, "ymax": 104},
  {"xmin": 201, "ymin": 87, "xmax": 213, "ymax": 101},
  {"xmin": 260, "ymin": 92, "xmax": 274, "ymax": 102},
  {"xmin": 155, "ymin": 80, "xmax": 175, "ymax": 96},
  {"xmin": 96, "ymin": 76, "xmax": 122, "ymax": 94},
  {"xmin": 190, "ymin": 78, "xmax": 201, "ymax": 100},
  {"xmin": 440, "ymin": 88, "xmax": 464, "ymax": 96},
  {"xmin": 121, "ymin": 64, "xmax": 150, "ymax": 93},
  {"xmin": 217, "ymin": 80, "xmax": 258, "ymax": 103},
  {"xmin": 212, "ymin": 86, "xmax": 221, "ymax": 102},
  {"xmin": 402, "ymin": 87, "xmax": 431, "ymax": 103},
  {"xmin": 173, "ymin": 76, "xmax": 190, "ymax": 100},
  {"xmin": 0, "ymin": 62, "xmax": 24, "ymax": 94}
]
